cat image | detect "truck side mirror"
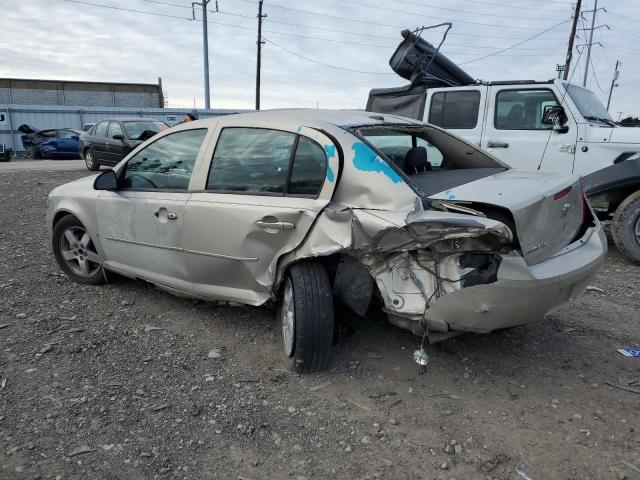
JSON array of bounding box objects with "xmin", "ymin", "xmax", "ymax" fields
[
  {"xmin": 93, "ymin": 169, "xmax": 118, "ymax": 190},
  {"xmin": 542, "ymin": 105, "xmax": 569, "ymax": 133}
]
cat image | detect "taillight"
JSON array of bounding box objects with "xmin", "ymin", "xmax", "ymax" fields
[{"xmin": 553, "ymin": 186, "xmax": 572, "ymax": 200}]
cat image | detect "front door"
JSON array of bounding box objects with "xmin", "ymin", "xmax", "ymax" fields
[
  {"xmin": 105, "ymin": 121, "xmax": 129, "ymax": 164},
  {"xmin": 182, "ymin": 125, "xmax": 341, "ymax": 305},
  {"xmin": 482, "ymin": 86, "xmax": 577, "ymax": 173},
  {"xmin": 96, "ymin": 127, "xmax": 210, "ymax": 285}
]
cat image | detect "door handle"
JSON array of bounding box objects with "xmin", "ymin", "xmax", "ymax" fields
[
  {"xmin": 255, "ymin": 220, "xmax": 295, "ymax": 231},
  {"xmin": 487, "ymin": 140, "xmax": 509, "ymax": 148}
]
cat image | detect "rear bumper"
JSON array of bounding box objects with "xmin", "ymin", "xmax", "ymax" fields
[{"xmin": 425, "ymin": 223, "xmax": 607, "ymax": 333}]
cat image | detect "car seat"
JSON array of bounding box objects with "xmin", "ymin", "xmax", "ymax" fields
[{"xmin": 403, "ymin": 146, "xmax": 431, "ymax": 174}]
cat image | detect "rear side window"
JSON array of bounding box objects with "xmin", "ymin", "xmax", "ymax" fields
[
  {"xmin": 287, "ymin": 137, "xmax": 327, "ymax": 196},
  {"xmin": 428, "ymin": 91, "xmax": 480, "ymax": 129},
  {"xmin": 94, "ymin": 121, "xmax": 108, "ymax": 138},
  {"xmin": 121, "ymin": 129, "xmax": 207, "ymax": 190},
  {"xmin": 206, "ymin": 128, "xmax": 327, "ymax": 197}
]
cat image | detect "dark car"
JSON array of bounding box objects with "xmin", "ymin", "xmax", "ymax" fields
[
  {"xmin": 79, "ymin": 118, "xmax": 168, "ymax": 171},
  {"xmin": 18, "ymin": 124, "xmax": 82, "ymax": 159}
]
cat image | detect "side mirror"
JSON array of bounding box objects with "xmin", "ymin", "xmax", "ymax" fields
[
  {"xmin": 93, "ymin": 169, "xmax": 118, "ymax": 190},
  {"xmin": 542, "ymin": 105, "xmax": 569, "ymax": 133},
  {"xmin": 112, "ymin": 134, "xmax": 124, "ymax": 141}
]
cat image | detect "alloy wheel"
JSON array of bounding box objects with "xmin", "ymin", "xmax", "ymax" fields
[{"xmin": 58, "ymin": 226, "xmax": 101, "ymax": 277}]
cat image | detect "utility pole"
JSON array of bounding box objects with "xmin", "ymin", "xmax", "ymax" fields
[
  {"xmin": 563, "ymin": 0, "xmax": 581, "ymax": 81},
  {"xmin": 607, "ymin": 60, "xmax": 621, "ymax": 111},
  {"xmin": 193, "ymin": 0, "xmax": 213, "ymax": 109},
  {"xmin": 255, "ymin": 0, "xmax": 266, "ymax": 110},
  {"xmin": 582, "ymin": 0, "xmax": 598, "ymax": 87}
]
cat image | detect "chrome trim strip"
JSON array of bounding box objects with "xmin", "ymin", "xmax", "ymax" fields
[
  {"xmin": 104, "ymin": 236, "xmax": 182, "ymax": 252},
  {"xmin": 103, "ymin": 236, "xmax": 258, "ymax": 262},
  {"xmin": 184, "ymin": 248, "xmax": 258, "ymax": 262}
]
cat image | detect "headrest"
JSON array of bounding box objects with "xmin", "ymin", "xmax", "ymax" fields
[{"xmin": 404, "ymin": 146, "xmax": 431, "ymax": 174}]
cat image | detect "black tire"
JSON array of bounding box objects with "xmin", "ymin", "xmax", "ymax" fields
[
  {"xmin": 52, "ymin": 215, "xmax": 105, "ymax": 285},
  {"xmin": 279, "ymin": 261, "xmax": 334, "ymax": 373},
  {"xmin": 25, "ymin": 147, "xmax": 36, "ymax": 159},
  {"xmin": 84, "ymin": 149, "xmax": 100, "ymax": 171},
  {"xmin": 611, "ymin": 190, "xmax": 640, "ymax": 264}
]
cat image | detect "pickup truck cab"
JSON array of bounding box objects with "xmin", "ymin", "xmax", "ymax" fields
[{"xmin": 368, "ymin": 30, "xmax": 640, "ymax": 263}]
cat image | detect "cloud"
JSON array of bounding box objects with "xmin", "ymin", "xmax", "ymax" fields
[{"xmin": 0, "ymin": 0, "xmax": 636, "ymax": 116}]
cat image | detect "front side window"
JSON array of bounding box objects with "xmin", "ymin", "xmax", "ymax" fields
[
  {"xmin": 428, "ymin": 91, "xmax": 480, "ymax": 129},
  {"xmin": 95, "ymin": 121, "xmax": 109, "ymax": 138},
  {"xmin": 123, "ymin": 120, "xmax": 167, "ymax": 140},
  {"xmin": 108, "ymin": 121, "xmax": 124, "ymax": 139},
  {"xmin": 58, "ymin": 129, "xmax": 78, "ymax": 139},
  {"xmin": 121, "ymin": 129, "xmax": 207, "ymax": 190},
  {"xmin": 495, "ymin": 89, "xmax": 559, "ymax": 130}
]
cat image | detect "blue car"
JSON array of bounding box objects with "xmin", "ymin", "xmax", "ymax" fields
[{"xmin": 18, "ymin": 124, "xmax": 82, "ymax": 159}]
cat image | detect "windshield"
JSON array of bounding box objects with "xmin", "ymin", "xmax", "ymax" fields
[
  {"xmin": 123, "ymin": 121, "xmax": 167, "ymax": 140},
  {"xmin": 565, "ymin": 84, "xmax": 613, "ymax": 122}
]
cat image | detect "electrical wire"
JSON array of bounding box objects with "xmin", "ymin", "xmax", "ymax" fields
[
  {"xmin": 62, "ymin": 0, "xmax": 193, "ymax": 20},
  {"xmin": 347, "ymin": 0, "xmax": 567, "ymax": 22},
  {"xmin": 338, "ymin": 0, "xmax": 555, "ymax": 30},
  {"xmin": 390, "ymin": 0, "xmax": 570, "ymax": 13},
  {"xmin": 459, "ymin": 18, "xmax": 571, "ymax": 65},
  {"xmin": 262, "ymin": 37, "xmax": 395, "ymax": 74}
]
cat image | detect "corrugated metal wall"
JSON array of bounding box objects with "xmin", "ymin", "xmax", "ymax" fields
[
  {"xmin": 0, "ymin": 105, "xmax": 249, "ymax": 153},
  {"xmin": 0, "ymin": 78, "xmax": 163, "ymax": 108}
]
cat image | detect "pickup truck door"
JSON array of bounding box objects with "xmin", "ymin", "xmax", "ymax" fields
[
  {"xmin": 424, "ymin": 86, "xmax": 488, "ymax": 147},
  {"xmin": 481, "ymin": 85, "xmax": 577, "ymax": 173}
]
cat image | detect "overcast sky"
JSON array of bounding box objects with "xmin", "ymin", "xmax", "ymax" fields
[{"xmin": 1, "ymin": 0, "xmax": 639, "ymax": 117}]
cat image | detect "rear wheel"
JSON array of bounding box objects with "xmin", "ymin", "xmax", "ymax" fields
[
  {"xmin": 279, "ymin": 261, "xmax": 334, "ymax": 373},
  {"xmin": 52, "ymin": 215, "xmax": 105, "ymax": 284},
  {"xmin": 611, "ymin": 191, "xmax": 640, "ymax": 264},
  {"xmin": 84, "ymin": 149, "xmax": 99, "ymax": 171}
]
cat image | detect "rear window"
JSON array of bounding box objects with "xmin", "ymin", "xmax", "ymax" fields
[{"xmin": 428, "ymin": 91, "xmax": 480, "ymax": 129}]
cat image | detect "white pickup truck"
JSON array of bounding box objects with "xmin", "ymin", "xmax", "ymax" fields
[{"xmin": 368, "ymin": 30, "xmax": 640, "ymax": 263}]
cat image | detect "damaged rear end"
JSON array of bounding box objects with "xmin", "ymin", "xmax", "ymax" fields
[{"xmin": 322, "ymin": 122, "xmax": 607, "ymax": 340}]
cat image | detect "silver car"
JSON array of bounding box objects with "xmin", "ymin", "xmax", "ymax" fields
[{"xmin": 47, "ymin": 110, "xmax": 606, "ymax": 372}]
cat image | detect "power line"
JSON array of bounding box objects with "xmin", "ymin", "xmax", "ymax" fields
[
  {"xmin": 235, "ymin": 0, "xmax": 568, "ymax": 38},
  {"xmin": 339, "ymin": 0, "xmax": 558, "ymax": 29},
  {"xmin": 459, "ymin": 19, "xmax": 571, "ymax": 65},
  {"xmin": 367, "ymin": 0, "xmax": 569, "ymax": 21},
  {"xmin": 263, "ymin": 37, "xmax": 395, "ymax": 74},
  {"xmin": 389, "ymin": 0, "xmax": 570, "ymax": 13},
  {"xmin": 63, "ymin": 0, "xmax": 192, "ymax": 20}
]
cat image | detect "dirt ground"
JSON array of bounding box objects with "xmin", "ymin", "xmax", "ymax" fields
[{"xmin": 1, "ymin": 168, "xmax": 639, "ymax": 480}]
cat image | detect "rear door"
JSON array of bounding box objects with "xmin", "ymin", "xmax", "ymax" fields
[
  {"xmin": 182, "ymin": 124, "xmax": 341, "ymax": 304},
  {"xmin": 97, "ymin": 128, "xmax": 209, "ymax": 285},
  {"xmin": 91, "ymin": 121, "xmax": 110, "ymax": 161},
  {"xmin": 425, "ymin": 86, "xmax": 487, "ymax": 147},
  {"xmin": 482, "ymin": 85, "xmax": 577, "ymax": 173}
]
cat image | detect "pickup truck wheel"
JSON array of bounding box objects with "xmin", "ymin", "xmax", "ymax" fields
[
  {"xmin": 52, "ymin": 215, "xmax": 105, "ymax": 285},
  {"xmin": 611, "ymin": 191, "xmax": 640, "ymax": 264},
  {"xmin": 84, "ymin": 150, "xmax": 100, "ymax": 171},
  {"xmin": 279, "ymin": 261, "xmax": 334, "ymax": 373}
]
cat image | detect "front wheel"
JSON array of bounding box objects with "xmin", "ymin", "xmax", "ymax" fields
[
  {"xmin": 52, "ymin": 215, "xmax": 105, "ymax": 284},
  {"xmin": 611, "ymin": 190, "xmax": 640, "ymax": 264},
  {"xmin": 84, "ymin": 149, "xmax": 100, "ymax": 171},
  {"xmin": 279, "ymin": 261, "xmax": 334, "ymax": 373}
]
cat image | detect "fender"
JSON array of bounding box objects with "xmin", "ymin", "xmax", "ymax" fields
[{"xmin": 583, "ymin": 158, "xmax": 640, "ymax": 197}]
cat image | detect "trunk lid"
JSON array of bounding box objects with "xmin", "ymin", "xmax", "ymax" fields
[{"xmin": 426, "ymin": 170, "xmax": 584, "ymax": 265}]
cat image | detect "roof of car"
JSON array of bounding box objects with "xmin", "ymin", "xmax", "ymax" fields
[{"xmin": 197, "ymin": 109, "xmax": 422, "ymax": 128}]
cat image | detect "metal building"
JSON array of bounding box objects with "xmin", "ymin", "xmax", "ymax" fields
[{"xmin": 0, "ymin": 77, "xmax": 165, "ymax": 108}]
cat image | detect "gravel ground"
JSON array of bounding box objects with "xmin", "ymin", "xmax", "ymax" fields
[{"xmin": 1, "ymin": 169, "xmax": 639, "ymax": 480}]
